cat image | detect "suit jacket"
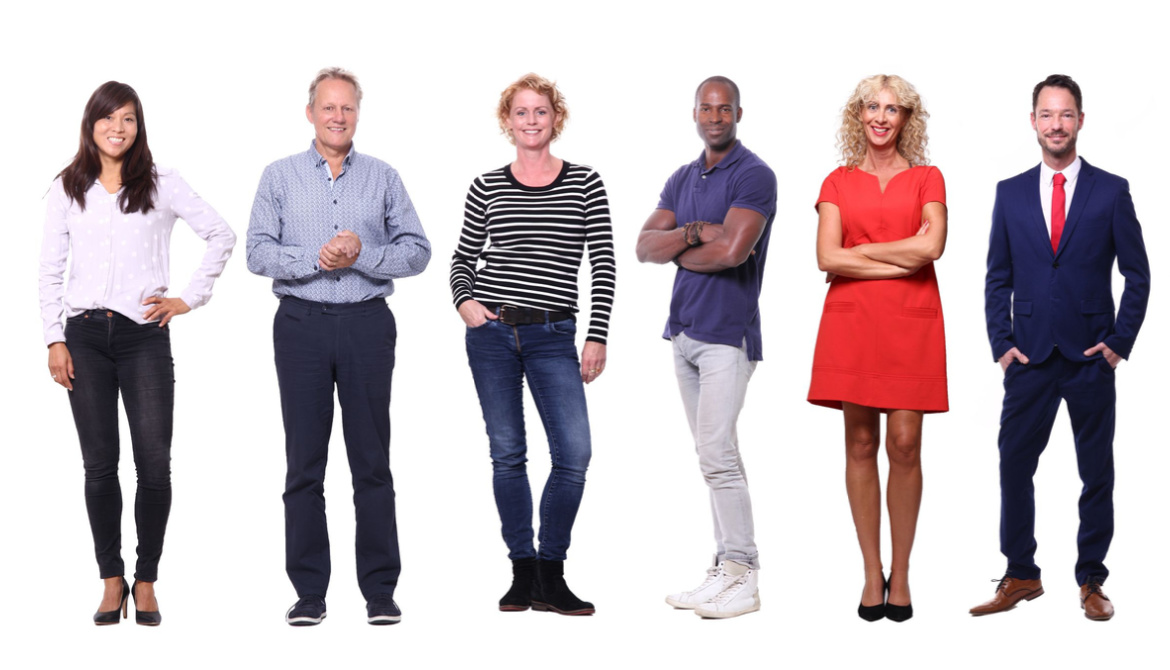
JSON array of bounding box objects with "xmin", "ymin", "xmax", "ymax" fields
[{"xmin": 985, "ymin": 158, "xmax": 1150, "ymax": 365}]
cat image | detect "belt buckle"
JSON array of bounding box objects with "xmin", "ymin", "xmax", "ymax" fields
[{"xmin": 498, "ymin": 305, "xmax": 520, "ymax": 326}]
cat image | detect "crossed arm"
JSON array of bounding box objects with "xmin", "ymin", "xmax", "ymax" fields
[
  {"xmin": 816, "ymin": 201, "xmax": 947, "ymax": 279},
  {"xmin": 635, "ymin": 207, "xmax": 766, "ymax": 272}
]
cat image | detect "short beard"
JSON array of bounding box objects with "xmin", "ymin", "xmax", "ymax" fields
[{"xmin": 1039, "ymin": 134, "xmax": 1075, "ymax": 158}]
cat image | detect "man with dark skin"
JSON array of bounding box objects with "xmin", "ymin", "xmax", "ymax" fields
[
  {"xmin": 636, "ymin": 76, "xmax": 777, "ymax": 619},
  {"xmin": 636, "ymin": 80, "xmax": 767, "ymax": 270}
]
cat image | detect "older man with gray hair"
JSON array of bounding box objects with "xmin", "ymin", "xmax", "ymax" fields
[{"xmin": 247, "ymin": 67, "xmax": 431, "ymax": 626}]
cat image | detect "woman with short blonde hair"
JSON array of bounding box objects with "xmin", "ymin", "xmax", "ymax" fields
[{"xmin": 451, "ymin": 73, "xmax": 614, "ymax": 616}]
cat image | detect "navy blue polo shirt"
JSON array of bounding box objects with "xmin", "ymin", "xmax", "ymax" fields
[{"xmin": 657, "ymin": 141, "xmax": 777, "ymax": 361}]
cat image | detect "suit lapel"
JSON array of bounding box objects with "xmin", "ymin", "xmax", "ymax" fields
[
  {"xmin": 1055, "ymin": 158, "xmax": 1095, "ymax": 259},
  {"xmin": 1021, "ymin": 165, "xmax": 1052, "ymax": 258}
]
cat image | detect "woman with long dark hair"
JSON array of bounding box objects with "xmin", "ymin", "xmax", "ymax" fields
[{"xmin": 39, "ymin": 81, "xmax": 235, "ymax": 625}]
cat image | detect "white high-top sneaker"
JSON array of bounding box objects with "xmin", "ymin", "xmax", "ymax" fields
[
  {"xmin": 694, "ymin": 560, "xmax": 760, "ymax": 619},
  {"xmin": 665, "ymin": 560, "xmax": 725, "ymax": 609}
]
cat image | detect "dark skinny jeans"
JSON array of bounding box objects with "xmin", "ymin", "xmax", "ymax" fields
[{"xmin": 65, "ymin": 310, "xmax": 174, "ymax": 582}]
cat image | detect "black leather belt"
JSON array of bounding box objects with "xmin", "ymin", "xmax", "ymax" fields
[{"xmin": 491, "ymin": 304, "xmax": 574, "ymax": 326}]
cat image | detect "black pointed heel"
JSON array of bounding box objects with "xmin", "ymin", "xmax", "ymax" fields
[
  {"xmin": 886, "ymin": 601, "xmax": 913, "ymax": 622},
  {"xmin": 857, "ymin": 575, "xmax": 887, "ymax": 622},
  {"xmin": 94, "ymin": 577, "xmax": 130, "ymax": 625},
  {"xmin": 132, "ymin": 580, "xmax": 162, "ymax": 626},
  {"xmin": 886, "ymin": 575, "xmax": 913, "ymax": 622}
]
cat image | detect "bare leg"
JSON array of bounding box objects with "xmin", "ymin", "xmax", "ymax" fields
[
  {"xmin": 886, "ymin": 409, "xmax": 924, "ymax": 607},
  {"xmin": 843, "ymin": 402, "xmax": 883, "ymax": 606}
]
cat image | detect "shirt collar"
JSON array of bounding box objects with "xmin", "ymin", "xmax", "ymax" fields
[
  {"xmin": 307, "ymin": 139, "xmax": 356, "ymax": 168},
  {"xmin": 1040, "ymin": 155, "xmax": 1082, "ymax": 186},
  {"xmin": 695, "ymin": 140, "xmax": 746, "ymax": 173}
]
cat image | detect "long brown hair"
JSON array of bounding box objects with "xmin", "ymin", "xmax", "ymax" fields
[{"xmin": 58, "ymin": 81, "xmax": 157, "ymax": 213}]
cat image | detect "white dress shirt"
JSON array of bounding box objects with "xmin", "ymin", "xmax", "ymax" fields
[
  {"xmin": 1039, "ymin": 156, "xmax": 1082, "ymax": 234},
  {"xmin": 39, "ymin": 166, "xmax": 236, "ymax": 345}
]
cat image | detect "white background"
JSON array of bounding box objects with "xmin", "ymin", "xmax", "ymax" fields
[{"xmin": 5, "ymin": 1, "xmax": 1166, "ymax": 667}]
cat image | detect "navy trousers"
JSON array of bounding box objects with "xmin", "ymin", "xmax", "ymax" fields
[
  {"xmin": 274, "ymin": 296, "xmax": 399, "ymax": 600},
  {"xmin": 998, "ymin": 352, "xmax": 1115, "ymax": 586}
]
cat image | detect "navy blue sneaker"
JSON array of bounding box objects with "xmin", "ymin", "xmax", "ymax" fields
[
  {"xmin": 366, "ymin": 594, "xmax": 401, "ymax": 625},
  {"xmin": 286, "ymin": 595, "xmax": 327, "ymax": 626}
]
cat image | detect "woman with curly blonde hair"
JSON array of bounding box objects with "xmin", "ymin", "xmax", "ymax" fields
[{"xmin": 808, "ymin": 74, "xmax": 948, "ymax": 622}]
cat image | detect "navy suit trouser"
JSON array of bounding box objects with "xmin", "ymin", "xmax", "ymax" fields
[
  {"xmin": 998, "ymin": 351, "xmax": 1115, "ymax": 586},
  {"xmin": 274, "ymin": 296, "xmax": 400, "ymax": 600}
]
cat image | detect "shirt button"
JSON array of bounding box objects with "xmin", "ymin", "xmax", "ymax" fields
[
  {"xmin": 334, "ymin": 225, "xmax": 339, "ymax": 230},
  {"xmin": 335, "ymin": 276, "xmax": 341, "ymax": 282},
  {"xmin": 333, "ymin": 199, "xmax": 338, "ymax": 204}
]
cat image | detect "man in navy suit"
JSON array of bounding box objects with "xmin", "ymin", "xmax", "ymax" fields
[{"xmin": 971, "ymin": 75, "xmax": 1150, "ymax": 621}]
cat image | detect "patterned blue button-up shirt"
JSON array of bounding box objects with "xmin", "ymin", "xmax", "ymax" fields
[{"xmin": 247, "ymin": 141, "xmax": 431, "ymax": 302}]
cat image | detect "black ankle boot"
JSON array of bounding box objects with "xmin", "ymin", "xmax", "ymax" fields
[
  {"xmin": 499, "ymin": 558, "xmax": 536, "ymax": 611},
  {"xmin": 531, "ymin": 559, "xmax": 595, "ymax": 616}
]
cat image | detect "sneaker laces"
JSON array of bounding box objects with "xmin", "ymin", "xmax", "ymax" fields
[
  {"xmin": 709, "ymin": 572, "xmax": 750, "ymax": 605},
  {"xmin": 293, "ymin": 595, "xmax": 324, "ymax": 611},
  {"xmin": 369, "ymin": 594, "xmax": 396, "ymax": 608},
  {"xmin": 686, "ymin": 567, "xmax": 722, "ymax": 595}
]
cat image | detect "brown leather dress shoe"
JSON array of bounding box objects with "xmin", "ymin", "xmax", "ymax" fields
[
  {"xmin": 969, "ymin": 576, "xmax": 1044, "ymax": 615},
  {"xmin": 1080, "ymin": 580, "xmax": 1114, "ymax": 621}
]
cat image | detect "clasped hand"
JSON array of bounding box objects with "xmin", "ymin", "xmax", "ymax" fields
[{"xmin": 319, "ymin": 231, "xmax": 362, "ymax": 271}]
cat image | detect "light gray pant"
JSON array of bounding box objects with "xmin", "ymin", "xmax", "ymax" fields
[{"xmin": 672, "ymin": 332, "xmax": 759, "ymax": 569}]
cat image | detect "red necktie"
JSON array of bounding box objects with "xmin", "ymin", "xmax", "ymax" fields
[{"xmin": 1051, "ymin": 172, "xmax": 1066, "ymax": 253}]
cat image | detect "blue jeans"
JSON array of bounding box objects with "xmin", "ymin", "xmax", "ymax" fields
[
  {"xmin": 64, "ymin": 310, "xmax": 174, "ymax": 582},
  {"xmin": 465, "ymin": 317, "xmax": 592, "ymax": 561}
]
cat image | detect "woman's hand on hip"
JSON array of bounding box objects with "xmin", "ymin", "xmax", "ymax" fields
[
  {"xmin": 581, "ymin": 341, "xmax": 607, "ymax": 384},
  {"xmin": 458, "ymin": 299, "xmax": 498, "ymax": 328},
  {"xmin": 143, "ymin": 297, "xmax": 190, "ymax": 327},
  {"xmin": 48, "ymin": 342, "xmax": 74, "ymax": 391}
]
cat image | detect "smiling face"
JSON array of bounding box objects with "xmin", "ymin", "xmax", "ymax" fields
[
  {"xmin": 507, "ymin": 88, "xmax": 556, "ymax": 150},
  {"xmin": 306, "ymin": 77, "xmax": 359, "ymax": 156},
  {"xmin": 860, "ymin": 89, "xmax": 906, "ymax": 150},
  {"xmin": 693, "ymin": 82, "xmax": 741, "ymax": 152},
  {"xmin": 1031, "ymin": 85, "xmax": 1083, "ymax": 164},
  {"xmin": 92, "ymin": 102, "xmax": 138, "ymax": 165}
]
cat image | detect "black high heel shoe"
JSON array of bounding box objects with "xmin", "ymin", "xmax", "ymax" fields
[
  {"xmin": 94, "ymin": 577, "xmax": 130, "ymax": 625},
  {"xmin": 886, "ymin": 575, "xmax": 913, "ymax": 622},
  {"xmin": 132, "ymin": 580, "xmax": 162, "ymax": 626},
  {"xmin": 857, "ymin": 575, "xmax": 887, "ymax": 622}
]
